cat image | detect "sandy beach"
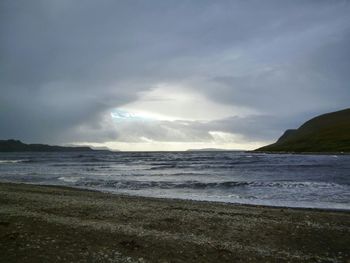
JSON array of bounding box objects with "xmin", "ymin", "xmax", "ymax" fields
[{"xmin": 0, "ymin": 182, "xmax": 349, "ymax": 262}]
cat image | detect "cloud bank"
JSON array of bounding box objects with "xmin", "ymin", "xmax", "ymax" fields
[{"xmin": 1, "ymin": 0, "xmax": 349, "ymax": 150}]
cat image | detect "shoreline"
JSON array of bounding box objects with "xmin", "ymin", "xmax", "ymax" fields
[
  {"xmin": 253, "ymin": 152, "xmax": 350, "ymax": 157},
  {"xmin": 73, "ymin": 187, "xmax": 350, "ymax": 213},
  {"xmin": 1, "ymin": 182, "xmax": 349, "ymax": 262},
  {"xmin": 6, "ymin": 181, "xmax": 350, "ymax": 212}
]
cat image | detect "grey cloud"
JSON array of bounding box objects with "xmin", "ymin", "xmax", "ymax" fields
[{"xmin": 1, "ymin": 1, "xmax": 349, "ymax": 145}]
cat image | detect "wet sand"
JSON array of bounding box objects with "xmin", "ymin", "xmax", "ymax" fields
[{"xmin": 0, "ymin": 182, "xmax": 349, "ymax": 262}]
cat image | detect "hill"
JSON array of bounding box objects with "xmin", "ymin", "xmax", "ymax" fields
[
  {"xmin": 186, "ymin": 148, "xmax": 232, "ymax": 152},
  {"xmin": 0, "ymin": 139, "xmax": 96, "ymax": 152},
  {"xmin": 255, "ymin": 108, "xmax": 350, "ymax": 153}
]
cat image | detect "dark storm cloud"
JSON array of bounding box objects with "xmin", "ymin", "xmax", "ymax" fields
[{"xmin": 1, "ymin": 0, "xmax": 349, "ymax": 145}]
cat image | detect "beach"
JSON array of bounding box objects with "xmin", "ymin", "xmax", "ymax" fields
[{"xmin": 0, "ymin": 182, "xmax": 349, "ymax": 262}]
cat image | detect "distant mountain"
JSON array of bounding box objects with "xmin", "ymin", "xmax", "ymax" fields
[
  {"xmin": 0, "ymin": 139, "xmax": 98, "ymax": 152},
  {"xmin": 91, "ymin": 146, "xmax": 116, "ymax": 151},
  {"xmin": 255, "ymin": 108, "xmax": 350, "ymax": 153},
  {"xmin": 186, "ymin": 148, "xmax": 240, "ymax": 152}
]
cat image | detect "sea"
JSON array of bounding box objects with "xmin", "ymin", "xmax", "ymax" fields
[{"xmin": 0, "ymin": 151, "xmax": 349, "ymax": 210}]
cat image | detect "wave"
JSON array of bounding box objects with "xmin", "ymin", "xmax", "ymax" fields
[
  {"xmin": 22, "ymin": 159, "xmax": 46, "ymax": 163},
  {"xmin": 0, "ymin": 159, "xmax": 28, "ymax": 164},
  {"xmin": 58, "ymin": 176, "xmax": 82, "ymax": 183},
  {"xmin": 247, "ymin": 181, "xmax": 346, "ymax": 188},
  {"xmin": 70, "ymin": 179, "xmax": 348, "ymax": 191},
  {"xmin": 74, "ymin": 180, "xmax": 248, "ymax": 189}
]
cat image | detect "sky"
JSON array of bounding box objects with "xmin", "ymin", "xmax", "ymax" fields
[{"xmin": 1, "ymin": 0, "xmax": 350, "ymax": 151}]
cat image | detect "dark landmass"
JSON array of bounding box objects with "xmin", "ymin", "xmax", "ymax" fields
[
  {"xmin": 0, "ymin": 139, "xmax": 97, "ymax": 152},
  {"xmin": 90, "ymin": 146, "xmax": 116, "ymax": 151},
  {"xmin": 186, "ymin": 148, "xmax": 239, "ymax": 152},
  {"xmin": 256, "ymin": 108, "xmax": 350, "ymax": 153},
  {"xmin": 0, "ymin": 182, "xmax": 349, "ymax": 262}
]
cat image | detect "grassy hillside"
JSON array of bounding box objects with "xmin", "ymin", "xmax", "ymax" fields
[{"xmin": 255, "ymin": 108, "xmax": 350, "ymax": 153}]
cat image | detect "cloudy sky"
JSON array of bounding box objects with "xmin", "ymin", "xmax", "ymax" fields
[{"xmin": 1, "ymin": 0, "xmax": 349, "ymax": 151}]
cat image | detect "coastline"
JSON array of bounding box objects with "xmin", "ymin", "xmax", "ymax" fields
[
  {"xmin": 251, "ymin": 150, "xmax": 350, "ymax": 155},
  {"xmin": 4, "ymin": 180, "xmax": 350, "ymax": 212},
  {"xmin": 1, "ymin": 182, "xmax": 349, "ymax": 262},
  {"xmin": 72, "ymin": 184, "xmax": 350, "ymax": 212}
]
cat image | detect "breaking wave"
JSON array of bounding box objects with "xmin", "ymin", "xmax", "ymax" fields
[
  {"xmin": 71, "ymin": 179, "xmax": 346, "ymax": 191},
  {"xmin": 0, "ymin": 159, "xmax": 28, "ymax": 164}
]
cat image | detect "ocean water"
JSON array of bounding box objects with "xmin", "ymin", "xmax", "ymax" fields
[{"xmin": 0, "ymin": 151, "xmax": 349, "ymax": 210}]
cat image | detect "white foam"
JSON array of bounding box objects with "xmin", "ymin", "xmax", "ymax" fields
[
  {"xmin": 0, "ymin": 160, "xmax": 27, "ymax": 164},
  {"xmin": 58, "ymin": 176, "xmax": 81, "ymax": 183}
]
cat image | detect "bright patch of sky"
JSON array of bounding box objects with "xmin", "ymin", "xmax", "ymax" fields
[
  {"xmin": 117, "ymin": 83, "xmax": 255, "ymax": 122},
  {"xmin": 78, "ymin": 139, "xmax": 264, "ymax": 152},
  {"xmin": 102, "ymin": 83, "xmax": 266, "ymax": 150}
]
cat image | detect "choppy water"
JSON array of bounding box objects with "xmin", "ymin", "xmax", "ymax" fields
[{"xmin": 0, "ymin": 151, "xmax": 349, "ymax": 209}]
